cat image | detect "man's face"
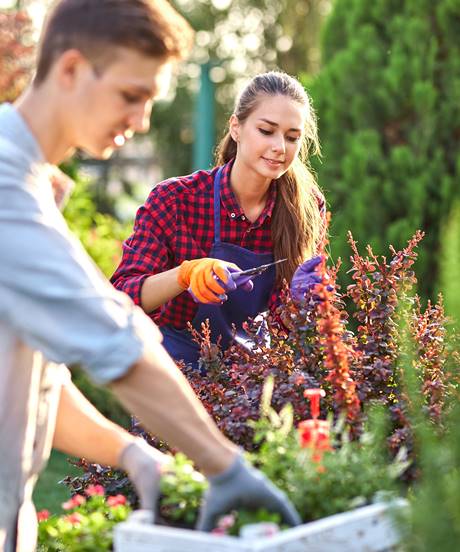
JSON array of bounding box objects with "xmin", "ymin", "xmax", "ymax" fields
[{"xmin": 69, "ymin": 48, "xmax": 172, "ymax": 159}]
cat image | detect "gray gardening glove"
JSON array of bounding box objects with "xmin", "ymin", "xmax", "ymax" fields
[
  {"xmin": 118, "ymin": 438, "xmax": 171, "ymax": 511},
  {"xmin": 197, "ymin": 453, "xmax": 301, "ymax": 532}
]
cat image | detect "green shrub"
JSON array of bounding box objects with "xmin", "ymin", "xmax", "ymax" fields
[
  {"xmin": 398, "ymin": 201, "xmax": 460, "ymax": 550},
  {"xmin": 311, "ymin": 0, "xmax": 460, "ymax": 299},
  {"xmin": 71, "ymin": 367, "xmax": 130, "ymax": 429},
  {"xmin": 63, "ymin": 175, "xmax": 131, "ymax": 278},
  {"xmin": 250, "ymin": 384, "xmax": 407, "ymax": 523},
  {"xmin": 63, "ymin": 171, "xmax": 133, "ymax": 423}
]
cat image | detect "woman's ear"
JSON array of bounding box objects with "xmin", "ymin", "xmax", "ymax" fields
[{"xmin": 229, "ymin": 114, "xmax": 240, "ymax": 142}]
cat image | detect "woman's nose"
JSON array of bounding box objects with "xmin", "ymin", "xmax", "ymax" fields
[{"xmin": 271, "ymin": 136, "xmax": 286, "ymax": 153}]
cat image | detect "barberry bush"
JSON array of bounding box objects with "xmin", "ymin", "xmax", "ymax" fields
[
  {"xmin": 64, "ymin": 226, "xmax": 459, "ymax": 526},
  {"xmin": 0, "ymin": 11, "xmax": 34, "ymax": 103},
  {"xmin": 180, "ymin": 228, "xmax": 456, "ymax": 469}
]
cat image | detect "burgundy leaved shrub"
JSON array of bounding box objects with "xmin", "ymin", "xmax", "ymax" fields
[
  {"xmin": 181, "ymin": 227, "xmax": 457, "ymax": 471},
  {"xmin": 0, "ymin": 11, "xmax": 34, "ymax": 103},
  {"xmin": 67, "ymin": 225, "xmax": 458, "ymax": 500}
]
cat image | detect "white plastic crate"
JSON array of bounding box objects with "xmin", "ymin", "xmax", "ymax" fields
[{"xmin": 114, "ymin": 499, "xmax": 407, "ymax": 552}]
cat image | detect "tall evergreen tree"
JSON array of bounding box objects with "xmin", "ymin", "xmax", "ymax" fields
[{"xmin": 311, "ymin": 0, "xmax": 460, "ymax": 298}]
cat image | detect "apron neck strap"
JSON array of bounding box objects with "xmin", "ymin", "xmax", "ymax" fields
[{"xmin": 213, "ymin": 166, "xmax": 224, "ymax": 245}]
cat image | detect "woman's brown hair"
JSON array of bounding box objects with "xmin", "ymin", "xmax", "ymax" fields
[{"xmin": 215, "ymin": 71, "xmax": 325, "ymax": 286}]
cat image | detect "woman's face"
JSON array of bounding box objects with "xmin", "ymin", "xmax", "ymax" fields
[{"xmin": 230, "ymin": 94, "xmax": 305, "ymax": 181}]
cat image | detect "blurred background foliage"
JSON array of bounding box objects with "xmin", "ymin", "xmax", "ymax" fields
[
  {"xmin": 151, "ymin": 0, "xmax": 331, "ymax": 176},
  {"xmin": 311, "ymin": 0, "xmax": 460, "ymax": 299}
]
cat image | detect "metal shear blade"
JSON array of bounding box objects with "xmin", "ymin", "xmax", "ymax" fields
[{"xmin": 233, "ymin": 258, "xmax": 287, "ymax": 279}]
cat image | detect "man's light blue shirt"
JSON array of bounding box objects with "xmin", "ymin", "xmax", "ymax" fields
[{"xmin": 0, "ymin": 103, "xmax": 159, "ymax": 384}]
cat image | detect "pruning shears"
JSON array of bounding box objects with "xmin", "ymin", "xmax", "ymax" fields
[
  {"xmin": 228, "ymin": 258, "xmax": 287, "ymax": 286},
  {"xmin": 188, "ymin": 258, "xmax": 287, "ymax": 303}
]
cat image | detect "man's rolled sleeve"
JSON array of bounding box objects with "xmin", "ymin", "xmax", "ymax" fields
[{"xmin": 0, "ymin": 182, "xmax": 162, "ymax": 385}]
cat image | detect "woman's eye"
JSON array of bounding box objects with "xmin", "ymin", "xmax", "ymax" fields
[
  {"xmin": 287, "ymin": 136, "xmax": 300, "ymax": 143},
  {"xmin": 259, "ymin": 128, "xmax": 272, "ymax": 136}
]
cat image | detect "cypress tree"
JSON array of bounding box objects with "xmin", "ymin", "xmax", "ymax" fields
[{"xmin": 311, "ymin": 0, "xmax": 460, "ymax": 298}]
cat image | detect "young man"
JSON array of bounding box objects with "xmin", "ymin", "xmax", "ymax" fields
[{"xmin": 0, "ymin": 1, "xmax": 300, "ymax": 550}]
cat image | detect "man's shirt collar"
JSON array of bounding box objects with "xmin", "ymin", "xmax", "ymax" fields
[{"xmin": 0, "ymin": 103, "xmax": 44, "ymax": 164}]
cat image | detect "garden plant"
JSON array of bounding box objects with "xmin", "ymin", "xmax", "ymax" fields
[{"xmin": 44, "ymin": 220, "xmax": 459, "ymax": 549}]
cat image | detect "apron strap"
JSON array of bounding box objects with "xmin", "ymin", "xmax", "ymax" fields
[{"xmin": 213, "ymin": 166, "xmax": 224, "ymax": 245}]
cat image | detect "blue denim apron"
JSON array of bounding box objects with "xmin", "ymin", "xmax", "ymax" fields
[{"xmin": 160, "ymin": 167, "xmax": 275, "ymax": 368}]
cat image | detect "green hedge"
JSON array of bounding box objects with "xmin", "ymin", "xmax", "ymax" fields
[
  {"xmin": 64, "ymin": 172, "xmax": 132, "ymax": 425},
  {"xmin": 310, "ymin": 0, "xmax": 460, "ymax": 298}
]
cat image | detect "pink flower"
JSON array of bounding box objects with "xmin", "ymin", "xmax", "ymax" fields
[
  {"xmin": 37, "ymin": 509, "xmax": 50, "ymax": 522},
  {"xmin": 217, "ymin": 514, "xmax": 235, "ymax": 530},
  {"xmin": 107, "ymin": 494, "xmax": 127, "ymax": 507},
  {"xmin": 64, "ymin": 512, "xmax": 83, "ymax": 525},
  {"xmin": 85, "ymin": 484, "xmax": 105, "ymax": 497},
  {"xmin": 62, "ymin": 494, "xmax": 86, "ymax": 510}
]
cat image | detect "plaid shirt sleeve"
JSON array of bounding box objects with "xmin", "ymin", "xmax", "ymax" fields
[{"xmin": 111, "ymin": 181, "xmax": 178, "ymax": 309}]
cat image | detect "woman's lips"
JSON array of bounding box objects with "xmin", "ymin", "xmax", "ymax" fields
[{"xmin": 262, "ymin": 157, "xmax": 284, "ymax": 167}]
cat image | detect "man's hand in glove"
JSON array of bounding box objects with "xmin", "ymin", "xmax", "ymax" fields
[
  {"xmin": 118, "ymin": 438, "xmax": 171, "ymax": 511},
  {"xmin": 197, "ymin": 453, "xmax": 301, "ymax": 532}
]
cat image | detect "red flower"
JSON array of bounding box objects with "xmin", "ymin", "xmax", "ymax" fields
[
  {"xmin": 62, "ymin": 494, "xmax": 86, "ymax": 510},
  {"xmin": 107, "ymin": 494, "xmax": 127, "ymax": 507},
  {"xmin": 298, "ymin": 419, "xmax": 331, "ymax": 450},
  {"xmin": 64, "ymin": 512, "xmax": 83, "ymax": 525},
  {"xmin": 298, "ymin": 389, "xmax": 332, "ymax": 466},
  {"xmin": 85, "ymin": 484, "xmax": 105, "ymax": 497},
  {"xmin": 303, "ymin": 389, "xmax": 326, "ymax": 419},
  {"xmin": 37, "ymin": 509, "xmax": 50, "ymax": 522}
]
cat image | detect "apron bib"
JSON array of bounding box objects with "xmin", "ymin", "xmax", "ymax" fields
[{"xmin": 161, "ymin": 167, "xmax": 275, "ymax": 367}]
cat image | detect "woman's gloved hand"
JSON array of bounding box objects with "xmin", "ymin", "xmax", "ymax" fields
[
  {"xmin": 178, "ymin": 258, "xmax": 239, "ymax": 304},
  {"xmin": 118, "ymin": 438, "xmax": 171, "ymax": 511},
  {"xmin": 197, "ymin": 453, "xmax": 301, "ymax": 532},
  {"xmin": 290, "ymin": 255, "xmax": 324, "ymax": 302},
  {"xmin": 227, "ymin": 266, "xmax": 254, "ymax": 293}
]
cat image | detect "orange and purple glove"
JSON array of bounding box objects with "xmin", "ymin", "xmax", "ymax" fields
[{"xmin": 177, "ymin": 258, "xmax": 239, "ymax": 304}]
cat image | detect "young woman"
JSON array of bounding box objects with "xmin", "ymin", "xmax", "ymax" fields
[{"xmin": 111, "ymin": 71, "xmax": 325, "ymax": 367}]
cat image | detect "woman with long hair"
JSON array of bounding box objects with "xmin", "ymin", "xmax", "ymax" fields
[{"xmin": 111, "ymin": 71, "xmax": 325, "ymax": 367}]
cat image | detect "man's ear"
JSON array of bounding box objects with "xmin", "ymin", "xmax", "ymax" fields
[
  {"xmin": 53, "ymin": 49, "xmax": 91, "ymax": 89},
  {"xmin": 229, "ymin": 114, "xmax": 240, "ymax": 142}
]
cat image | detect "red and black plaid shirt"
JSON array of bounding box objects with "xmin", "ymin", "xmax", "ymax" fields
[
  {"xmin": 111, "ymin": 159, "xmax": 325, "ymax": 329},
  {"xmin": 111, "ymin": 160, "xmax": 279, "ymax": 328}
]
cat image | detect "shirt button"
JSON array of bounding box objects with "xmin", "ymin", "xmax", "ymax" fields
[
  {"xmin": 230, "ymin": 213, "xmax": 236, "ymax": 218},
  {"xmin": 241, "ymin": 215, "xmax": 246, "ymax": 221}
]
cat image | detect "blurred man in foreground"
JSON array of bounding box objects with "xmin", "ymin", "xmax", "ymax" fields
[{"xmin": 0, "ymin": 1, "xmax": 300, "ymax": 550}]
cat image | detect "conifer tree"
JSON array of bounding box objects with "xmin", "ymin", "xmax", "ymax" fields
[{"xmin": 311, "ymin": 0, "xmax": 460, "ymax": 297}]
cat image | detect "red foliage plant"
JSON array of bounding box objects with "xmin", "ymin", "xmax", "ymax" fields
[
  {"xmin": 0, "ymin": 11, "xmax": 35, "ymax": 103},
  {"xmin": 181, "ymin": 227, "xmax": 455, "ymax": 469},
  {"xmin": 67, "ymin": 226, "xmax": 457, "ymax": 497}
]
